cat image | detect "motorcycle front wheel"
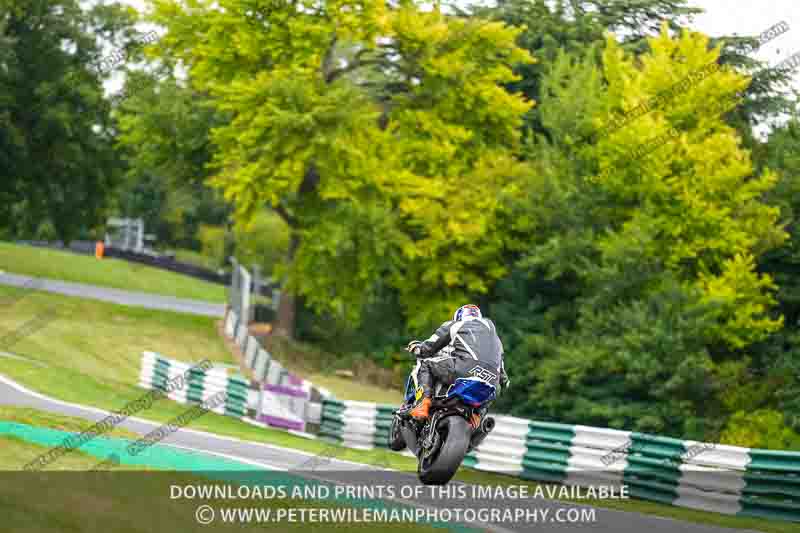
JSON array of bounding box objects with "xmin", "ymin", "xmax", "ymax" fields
[
  {"xmin": 388, "ymin": 414, "xmax": 407, "ymax": 451},
  {"xmin": 418, "ymin": 415, "xmax": 471, "ymax": 485}
]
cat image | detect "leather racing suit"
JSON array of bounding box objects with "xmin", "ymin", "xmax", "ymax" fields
[{"xmin": 411, "ymin": 316, "xmax": 508, "ymax": 400}]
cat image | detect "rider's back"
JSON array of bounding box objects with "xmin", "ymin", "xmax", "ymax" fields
[{"xmin": 441, "ymin": 317, "xmax": 503, "ymax": 369}]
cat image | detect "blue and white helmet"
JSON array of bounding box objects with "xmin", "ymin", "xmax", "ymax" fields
[{"xmin": 453, "ymin": 304, "xmax": 482, "ymax": 322}]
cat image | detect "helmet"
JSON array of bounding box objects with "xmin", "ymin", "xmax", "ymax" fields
[{"xmin": 453, "ymin": 304, "xmax": 482, "ymax": 322}]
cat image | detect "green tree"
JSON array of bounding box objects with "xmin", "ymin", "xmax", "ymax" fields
[
  {"xmin": 750, "ymin": 116, "xmax": 800, "ymax": 434},
  {"xmin": 721, "ymin": 409, "xmax": 800, "ymax": 450},
  {"xmin": 466, "ymin": 0, "xmax": 702, "ymax": 139},
  {"xmin": 0, "ymin": 0, "xmax": 136, "ymax": 242},
  {"xmin": 494, "ymin": 27, "xmax": 787, "ymax": 438},
  {"xmin": 0, "ymin": 12, "xmax": 21, "ymax": 225},
  {"xmin": 550, "ymin": 28, "xmax": 785, "ymax": 347},
  {"xmin": 115, "ymin": 74, "xmax": 231, "ymax": 249},
  {"xmin": 470, "ymin": 0, "xmax": 795, "ymax": 149},
  {"xmin": 759, "ymin": 117, "xmax": 800, "ymax": 328},
  {"xmin": 148, "ymin": 0, "xmax": 534, "ymax": 336},
  {"xmin": 233, "ymin": 210, "xmax": 290, "ymax": 278}
]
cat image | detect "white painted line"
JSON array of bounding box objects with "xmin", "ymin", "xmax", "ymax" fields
[
  {"xmin": 0, "ymin": 351, "xmax": 48, "ymax": 366},
  {"xmin": 157, "ymin": 441, "xmax": 284, "ymax": 471},
  {"xmin": 0, "ymin": 374, "xmax": 390, "ymax": 471}
]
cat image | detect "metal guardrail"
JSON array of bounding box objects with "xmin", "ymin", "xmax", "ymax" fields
[
  {"xmin": 315, "ymin": 402, "xmax": 800, "ymax": 522},
  {"xmin": 138, "ymin": 351, "xmax": 249, "ymax": 419},
  {"xmin": 227, "ymin": 258, "xmax": 279, "ymax": 328}
]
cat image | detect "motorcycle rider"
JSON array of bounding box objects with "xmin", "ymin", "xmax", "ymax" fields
[{"xmin": 406, "ymin": 304, "xmax": 509, "ymax": 427}]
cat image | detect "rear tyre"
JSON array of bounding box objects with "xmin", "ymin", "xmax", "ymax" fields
[
  {"xmin": 388, "ymin": 414, "xmax": 407, "ymax": 451},
  {"xmin": 418, "ymin": 416, "xmax": 470, "ymax": 485}
]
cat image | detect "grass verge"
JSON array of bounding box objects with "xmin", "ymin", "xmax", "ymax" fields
[
  {"xmin": 263, "ymin": 336, "xmax": 403, "ymax": 404},
  {"xmin": 0, "ymin": 285, "xmax": 234, "ymax": 388},
  {"xmin": 0, "ymin": 241, "xmax": 226, "ymax": 303},
  {"xmin": 0, "ymin": 434, "xmax": 143, "ymax": 471}
]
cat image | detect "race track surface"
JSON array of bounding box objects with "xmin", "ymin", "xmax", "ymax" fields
[
  {"xmin": 0, "ymin": 272, "xmax": 225, "ymax": 317},
  {"xmin": 0, "ymin": 374, "xmax": 764, "ymax": 533}
]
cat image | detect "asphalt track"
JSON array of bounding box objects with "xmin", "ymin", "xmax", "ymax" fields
[
  {"xmin": 0, "ymin": 272, "xmax": 225, "ymax": 317},
  {"xmin": 0, "ymin": 374, "xmax": 764, "ymax": 533}
]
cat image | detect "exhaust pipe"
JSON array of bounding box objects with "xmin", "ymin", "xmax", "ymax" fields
[
  {"xmin": 479, "ymin": 416, "xmax": 495, "ymax": 434},
  {"xmin": 469, "ymin": 416, "xmax": 495, "ymax": 451}
]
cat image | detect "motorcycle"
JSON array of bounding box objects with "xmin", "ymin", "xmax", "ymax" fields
[{"xmin": 388, "ymin": 355, "xmax": 497, "ymax": 485}]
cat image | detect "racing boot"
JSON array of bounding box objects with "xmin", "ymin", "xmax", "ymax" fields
[{"xmin": 410, "ymin": 397, "xmax": 432, "ymax": 420}]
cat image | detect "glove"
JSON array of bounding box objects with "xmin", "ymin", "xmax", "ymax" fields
[{"xmin": 406, "ymin": 340, "xmax": 422, "ymax": 356}]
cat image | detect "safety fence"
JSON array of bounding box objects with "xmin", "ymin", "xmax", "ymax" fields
[
  {"xmin": 138, "ymin": 307, "xmax": 800, "ymax": 524},
  {"xmin": 224, "ymin": 308, "xmax": 331, "ymax": 433},
  {"xmin": 314, "ymin": 399, "xmax": 800, "ymax": 522},
  {"xmin": 138, "ymin": 351, "xmax": 250, "ymax": 418},
  {"xmin": 228, "ymin": 258, "xmax": 279, "ymax": 327},
  {"xmin": 319, "ymin": 398, "xmax": 396, "ymax": 450}
]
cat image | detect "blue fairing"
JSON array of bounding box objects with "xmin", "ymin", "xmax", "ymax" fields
[
  {"xmin": 447, "ymin": 378, "xmax": 496, "ymax": 407},
  {"xmin": 402, "ymin": 374, "xmax": 495, "ymax": 407}
]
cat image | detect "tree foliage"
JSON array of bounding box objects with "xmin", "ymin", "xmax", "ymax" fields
[
  {"xmin": 492, "ymin": 27, "xmax": 787, "ymax": 438},
  {"xmin": 148, "ymin": 0, "xmax": 534, "ymax": 328},
  {"xmin": 0, "ymin": 0, "xmax": 136, "ymax": 242},
  {"xmin": 115, "ymin": 74, "xmax": 231, "ymax": 248}
]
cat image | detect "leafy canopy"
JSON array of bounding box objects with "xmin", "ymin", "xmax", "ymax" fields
[
  {"xmin": 590, "ymin": 27, "xmax": 787, "ymax": 348},
  {"xmin": 148, "ymin": 0, "xmax": 534, "ymax": 326},
  {"xmin": 494, "ymin": 25, "xmax": 787, "ymax": 436}
]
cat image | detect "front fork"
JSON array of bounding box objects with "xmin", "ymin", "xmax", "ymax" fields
[{"xmin": 403, "ymin": 360, "xmax": 423, "ymax": 406}]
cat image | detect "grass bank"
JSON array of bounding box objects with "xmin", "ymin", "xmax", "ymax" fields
[
  {"xmin": 0, "ymin": 241, "xmax": 226, "ymax": 303},
  {"xmin": 263, "ymin": 336, "xmax": 403, "ymax": 404}
]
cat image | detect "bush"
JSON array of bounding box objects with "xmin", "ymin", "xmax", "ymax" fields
[
  {"xmin": 720, "ymin": 409, "xmax": 800, "ymax": 450},
  {"xmin": 233, "ymin": 210, "xmax": 289, "ymax": 278},
  {"xmin": 197, "ymin": 224, "xmax": 226, "ymax": 269}
]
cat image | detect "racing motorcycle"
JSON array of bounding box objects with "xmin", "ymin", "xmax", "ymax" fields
[{"xmin": 388, "ymin": 354, "xmax": 497, "ymax": 485}]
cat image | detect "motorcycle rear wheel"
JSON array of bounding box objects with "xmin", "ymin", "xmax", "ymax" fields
[{"xmin": 418, "ymin": 415, "xmax": 470, "ymax": 485}]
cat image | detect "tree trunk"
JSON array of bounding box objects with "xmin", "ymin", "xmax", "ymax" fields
[
  {"xmin": 273, "ymin": 231, "xmax": 300, "ymax": 339},
  {"xmin": 272, "ymin": 165, "xmax": 319, "ymax": 339}
]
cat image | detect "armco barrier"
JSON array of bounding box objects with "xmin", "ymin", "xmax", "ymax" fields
[
  {"xmin": 319, "ymin": 398, "xmax": 395, "ymax": 450},
  {"xmin": 139, "ymin": 351, "xmax": 248, "ymax": 418},
  {"xmin": 316, "ymin": 397, "xmax": 800, "ymax": 522},
  {"xmin": 224, "ymin": 309, "xmax": 332, "ymax": 433}
]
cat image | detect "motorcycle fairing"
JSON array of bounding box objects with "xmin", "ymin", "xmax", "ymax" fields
[{"xmin": 445, "ymin": 377, "xmax": 496, "ymax": 407}]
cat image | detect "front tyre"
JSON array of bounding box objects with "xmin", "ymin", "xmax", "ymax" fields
[
  {"xmin": 388, "ymin": 414, "xmax": 407, "ymax": 451},
  {"xmin": 418, "ymin": 416, "xmax": 471, "ymax": 485}
]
